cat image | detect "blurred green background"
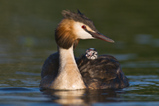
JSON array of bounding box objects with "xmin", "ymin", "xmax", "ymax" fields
[{"xmin": 0, "ymin": 0, "xmax": 159, "ymax": 87}]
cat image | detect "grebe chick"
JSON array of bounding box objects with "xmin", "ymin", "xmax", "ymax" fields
[
  {"xmin": 40, "ymin": 10, "xmax": 129, "ymax": 90},
  {"xmin": 85, "ymin": 48, "xmax": 98, "ymax": 60}
]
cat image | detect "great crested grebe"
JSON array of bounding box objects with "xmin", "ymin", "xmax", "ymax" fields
[{"xmin": 40, "ymin": 10, "xmax": 129, "ymax": 90}]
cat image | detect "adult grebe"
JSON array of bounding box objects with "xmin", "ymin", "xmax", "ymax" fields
[{"xmin": 40, "ymin": 10, "xmax": 129, "ymax": 90}]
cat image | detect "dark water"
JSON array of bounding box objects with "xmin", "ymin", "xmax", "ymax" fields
[{"xmin": 0, "ymin": 0, "xmax": 159, "ymax": 105}]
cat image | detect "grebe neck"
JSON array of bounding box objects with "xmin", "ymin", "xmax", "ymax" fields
[
  {"xmin": 50, "ymin": 45, "xmax": 86, "ymax": 90},
  {"xmin": 59, "ymin": 45, "xmax": 76, "ymax": 72}
]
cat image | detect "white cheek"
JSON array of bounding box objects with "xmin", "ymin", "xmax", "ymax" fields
[{"xmin": 73, "ymin": 22, "xmax": 95, "ymax": 39}]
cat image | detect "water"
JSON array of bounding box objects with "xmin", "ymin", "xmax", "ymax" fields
[{"xmin": 0, "ymin": 0, "xmax": 159, "ymax": 105}]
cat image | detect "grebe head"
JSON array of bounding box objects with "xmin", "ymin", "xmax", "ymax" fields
[{"xmin": 55, "ymin": 10, "xmax": 114, "ymax": 49}]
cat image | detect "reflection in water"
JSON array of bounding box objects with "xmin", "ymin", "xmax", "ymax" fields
[
  {"xmin": 41, "ymin": 89, "xmax": 85, "ymax": 105},
  {"xmin": 82, "ymin": 89, "xmax": 119, "ymax": 103},
  {"xmin": 41, "ymin": 89, "xmax": 123, "ymax": 105}
]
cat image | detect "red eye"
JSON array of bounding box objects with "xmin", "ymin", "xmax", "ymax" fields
[{"xmin": 82, "ymin": 25, "xmax": 86, "ymax": 29}]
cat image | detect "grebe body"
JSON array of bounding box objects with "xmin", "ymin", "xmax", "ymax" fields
[{"xmin": 40, "ymin": 10, "xmax": 129, "ymax": 90}]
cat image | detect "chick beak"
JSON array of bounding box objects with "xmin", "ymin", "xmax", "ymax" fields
[{"xmin": 89, "ymin": 31, "xmax": 115, "ymax": 43}]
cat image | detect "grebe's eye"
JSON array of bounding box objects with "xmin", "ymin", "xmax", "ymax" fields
[{"xmin": 82, "ymin": 25, "xmax": 86, "ymax": 29}]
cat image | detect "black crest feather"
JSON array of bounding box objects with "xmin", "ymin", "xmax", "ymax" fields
[
  {"xmin": 77, "ymin": 9, "xmax": 83, "ymax": 16},
  {"xmin": 62, "ymin": 10, "xmax": 98, "ymax": 32}
]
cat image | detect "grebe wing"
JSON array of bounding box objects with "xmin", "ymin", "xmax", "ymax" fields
[
  {"xmin": 40, "ymin": 52, "xmax": 59, "ymax": 88},
  {"xmin": 77, "ymin": 55, "xmax": 118, "ymax": 80},
  {"xmin": 77, "ymin": 55, "xmax": 129, "ymax": 89},
  {"xmin": 41, "ymin": 52, "xmax": 59, "ymax": 79}
]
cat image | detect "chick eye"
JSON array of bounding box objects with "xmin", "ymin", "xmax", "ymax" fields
[{"xmin": 82, "ymin": 25, "xmax": 86, "ymax": 29}]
